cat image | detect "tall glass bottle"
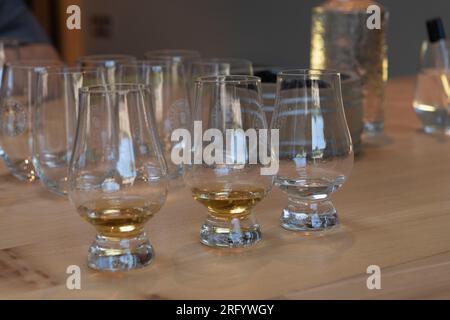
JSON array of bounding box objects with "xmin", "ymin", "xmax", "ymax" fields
[{"xmin": 310, "ymin": 0, "xmax": 388, "ymax": 134}]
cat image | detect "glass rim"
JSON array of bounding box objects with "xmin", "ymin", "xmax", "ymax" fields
[
  {"xmin": 145, "ymin": 49, "xmax": 200, "ymax": 58},
  {"xmin": 80, "ymin": 83, "xmax": 150, "ymax": 94},
  {"xmin": 191, "ymin": 57, "xmax": 252, "ymax": 65},
  {"xmin": 277, "ymin": 69, "xmax": 341, "ymax": 77},
  {"xmin": 119, "ymin": 59, "xmax": 174, "ymax": 68},
  {"xmin": 195, "ymin": 75, "xmax": 261, "ymax": 84},
  {"xmin": 6, "ymin": 60, "xmax": 64, "ymax": 69},
  {"xmin": 35, "ymin": 66, "xmax": 101, "ymax": 75},
  {"xmin": 77, "ymin": 54, "xmax": 137, "ymax": 62}
]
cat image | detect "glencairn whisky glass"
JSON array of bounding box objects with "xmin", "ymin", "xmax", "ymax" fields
[
  {"xmin": 271, "ymin": 69, "xmax": 353, "ymax": 231},
  {"xmin": 189, "ymin": 58, "xmax": 253, "ymax": 79},
  {"xmin": 144, "ymin": 49, "xmax": 200, "ymax": 72},
  {"xmin": 77, "ymin": 54, "xmax": 136, "ymax": 84},
  {"xmin": 184, "ymin": 75, "xmax": 273, "ymax": 248},
  {"xmin": 0, "ymin": 60, "xmax": 63, "ymax": 181},
  {"xmin": 188, "ymin": 58, "xmax": 253, "ymax": 108},
  {"xmin": 117, "ymin": 60, "xmax": 191, "ymax": 179},
  {"xmin": 69, "ymin": 84, "xmax": 168, "ymax": 271},
  {"xmin": 33, "ymin": 67, "xmax": 105, "ymax": 195}
]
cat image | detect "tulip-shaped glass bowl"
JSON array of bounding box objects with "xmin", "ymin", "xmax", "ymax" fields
[{"xmin": 271, "ymin": 69, "xmax": 353, "ymax": 232}]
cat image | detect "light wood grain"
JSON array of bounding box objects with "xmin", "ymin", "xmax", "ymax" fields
[{"xmin": 1, "ymin": 77, "xmax": 449, "ymax": 300}]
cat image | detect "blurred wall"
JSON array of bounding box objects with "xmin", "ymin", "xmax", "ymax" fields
[{"xmin": 82, "ymin": 0, "xmax": 450, "ymax": 76}]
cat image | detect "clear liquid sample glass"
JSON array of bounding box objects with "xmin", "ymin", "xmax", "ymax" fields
[{"xmin": 271, "ymin": 70, "xmax": 354, "ymax": 232}]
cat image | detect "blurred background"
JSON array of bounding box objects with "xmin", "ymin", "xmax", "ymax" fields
[{"xmin": 24, "ymin": 0, "xmax": 450, "ymax": 76}]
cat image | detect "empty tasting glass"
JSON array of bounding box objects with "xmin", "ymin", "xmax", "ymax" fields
[
  {"xmin": 69, "ymin": 84, "xmax": 168, "ymax": 271},
  {"xmin": 0, "ymin": 60, "xmax": 63, "ymax": 181},
  {"xmin": 0, "ymin": 39, "xmax": 20, "ymax": 158},
  {"xmin": 77, "ymin": 54, "xmax": 136, "ymax": 84},
  {"xmin": 144, "ymin": 49, "xmax": 200, "ymax": 72},
  {"xmin": 188, "ymin": 58, "xmax": 254, "ymax": 108},
  {"xmin": 118, "ymin": 60, "xmax": 191, "ymax": 179},
  {"xmin": 0, "ymin": 39, "xmax": 20, "ymax": 81},
  {"xmin": 189, "ymin": 58, "xmax": 254, "ymax": 80},
  {"xmin": 32, "ymin": 67, "xmax": 105, "ymax": 195},
  {"xmin": 184, "ymin": 75, "xmax": 273, "ymax": 248},
  {"xmin": 271, "ymin": 69, "xmax": 353, "ymax": 232}
]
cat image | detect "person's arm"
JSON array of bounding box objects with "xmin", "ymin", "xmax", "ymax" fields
[{"xmin": 0, "ymin": 0, "xmax": 59, "ymax": 60}]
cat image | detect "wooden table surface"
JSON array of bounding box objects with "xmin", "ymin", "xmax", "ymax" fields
[{"xmin": 1, "ymin": 77, "xmax": 450, "ymax": 300}]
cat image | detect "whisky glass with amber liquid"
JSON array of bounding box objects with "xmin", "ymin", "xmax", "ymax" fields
[
  {"xmin": 184, "ymin": 75, "xmax": 273, "ymax": 248},
  {"xmin": 68, "ymin": 84, "xmax": 168, "ymax": 271}
]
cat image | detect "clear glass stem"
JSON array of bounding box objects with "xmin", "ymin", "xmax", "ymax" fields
[
  {"xmin": 200, "ymin": 212, "xmax": 261, "ymax": 248},
  {"xmin": 280, "ymin": 197, "xmax": 339, "ymax": 232},
  {"xmin": 88, "ymin": 232, "xmax": 153, "ymax": 271}
]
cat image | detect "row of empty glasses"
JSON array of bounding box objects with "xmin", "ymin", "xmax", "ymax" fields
[
  {"xmin": 0, "ymin": 50, "xmax": 353, "ymax": 271},
  {"xmin": 1, "ymin": 53, "xmax": 251, "ymax": 186}
]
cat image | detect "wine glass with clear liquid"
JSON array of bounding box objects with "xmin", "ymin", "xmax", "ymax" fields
[
  {"xmin": 271, "ymin": 69, "xmax": 353, "ymax": 232},
  {"xmin": 184, "ymin": 75, "xmax": 273, "ymax": 248},
  {"xmin": 68, "ymin": 84, "xmax": 168, "ymax": 271}
]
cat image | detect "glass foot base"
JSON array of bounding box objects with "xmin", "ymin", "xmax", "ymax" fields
[
  {"xmin": 280, "ymin": 200, "xmax": 339, "ymax": 232},
  {"xmin": 167, "ymin": 163, "xmax": 183, "ymax": 180},
  {"xmin": 39, "ymin": 177, "xmax": 68, "ymax": 196},
  {"xmin": 200, "ymin": 214, "xmax": 261, "ymax": 248},
  {"xmin": 2, "ymin": 155, "xmax": 38, "ymax": 182},
  {"xmin": 421, "ymin": 125, "xmax": 449, "ymax": 135},
  {"xmin": 364, "ymin": 121, "xmax": 384, "ymax": 135},
  {"xmin": 88, "ymin": 233, "xmax": 153, "ymax": 272}
]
